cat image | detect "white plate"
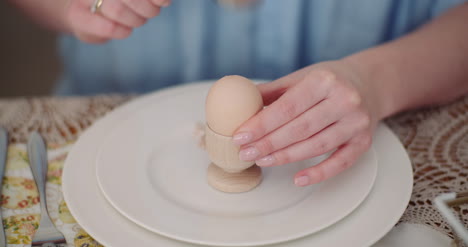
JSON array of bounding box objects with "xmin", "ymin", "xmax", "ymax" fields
[
  {"xmin": 94, "ymin": 85, "xmax": 378, "ymax": 246},
  {"xmin": 62, "ymin": 82, "xmax": 413, "ymax": 247}
]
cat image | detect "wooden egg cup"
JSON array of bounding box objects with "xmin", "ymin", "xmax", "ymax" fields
[{"xmin": 205, "ymin": 124, "xmax": 262, "ymax": 193}]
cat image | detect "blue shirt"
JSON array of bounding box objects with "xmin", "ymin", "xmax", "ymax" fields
[{"xmin": 56, "ymin": 0, "xmax": 466, "ymax": 95}]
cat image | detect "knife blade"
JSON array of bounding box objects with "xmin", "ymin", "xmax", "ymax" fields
[{"xmin": 27, "ymin": 132, "xmax": 66, "ymax": 247}]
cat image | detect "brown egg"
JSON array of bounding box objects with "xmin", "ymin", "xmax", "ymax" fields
[{"xmin": 205, "ymin": 75, "xmax": 263, "ymax": 136}]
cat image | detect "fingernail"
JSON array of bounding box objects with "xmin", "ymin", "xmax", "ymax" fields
[
  {"xmin": 239, "ymin": 147, "xmax": 260, "ymax": 161},
  {"xmin": 295, "ymin": 176, "xmax": 310, "ymax": 187},
  {"xmin": 256, "ymin": 155, "xmax": 276, "ymax": 166},
  {"xmin": 232, "ymin": 132, "xmax": 253, "ymax": 145}
]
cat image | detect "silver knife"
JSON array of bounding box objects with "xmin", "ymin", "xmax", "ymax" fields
[
  {"xmin": 0, "ymin": 128, "xmax": 7, "ymax": 247},
  {"xmin": 27, "ymin": 132, "xmax": 66, "ymax": 247}
]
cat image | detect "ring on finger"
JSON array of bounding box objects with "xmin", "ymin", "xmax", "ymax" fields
[{"xmin": 90, "ymin": 0, "xmax": 104, "ymax": 13}]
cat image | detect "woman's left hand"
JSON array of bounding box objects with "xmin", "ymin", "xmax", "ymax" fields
[{"xmin": 233, "ymin": 60, "xmax": 383, "ymax": 186}]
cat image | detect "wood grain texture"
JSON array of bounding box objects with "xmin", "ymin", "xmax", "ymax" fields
[
  {"xmin": 205, "ymin": 124, "xmax": 263, "ymax": 193},
  {"xmin": 207, "ymin": 163, "xmax": 262, "ymax": 193},
  {"xmin": 205, "ymin": 124, "xmax": 254, "ymax": 173}
]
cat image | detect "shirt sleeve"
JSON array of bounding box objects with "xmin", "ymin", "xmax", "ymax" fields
[{"xmin": 431, "ymin": 0, "xmax": 467, "ymax": 18}]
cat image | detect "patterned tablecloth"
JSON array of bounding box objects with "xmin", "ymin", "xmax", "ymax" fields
[{"xmin": 0, "ymin": 94, "xmax": 466, "ymax": 247}]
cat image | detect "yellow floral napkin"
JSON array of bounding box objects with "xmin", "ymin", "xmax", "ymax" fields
[{"xmin": 1, "ymin": 144, "xmax": 103, "ymax": 247}]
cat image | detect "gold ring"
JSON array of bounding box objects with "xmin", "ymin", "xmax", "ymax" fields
[{"xmin": 90, "ymin": 0, "xmax": 104, "ymax": 13}]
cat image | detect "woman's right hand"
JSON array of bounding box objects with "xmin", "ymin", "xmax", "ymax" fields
[{"xmin": 66, "ymin": 0, "xmax": 171, "ymax": 43}]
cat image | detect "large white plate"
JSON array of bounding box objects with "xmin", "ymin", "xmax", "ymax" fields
[
  {"xmin": 94, "ymin": 85, "xmax": 378, "ymax": 246},
  {"xmin": 62, "ymin": 82, "xmax": 413, "ymax": 247}
]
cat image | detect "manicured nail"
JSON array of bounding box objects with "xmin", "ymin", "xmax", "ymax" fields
[
  {"xmin": 232, "ymin": 132, "xmax": 253, "ymax": 145},
  {"xmin": 295, "ymin": 176, "xmax": 310, "ymax": 187},
  {"xmin": 239, "ymin": 147, "xmax": 260, "ymax": 161},
  {"xmin": 256, "ymin": 155, "xmax": 276, "ymax": 166}
]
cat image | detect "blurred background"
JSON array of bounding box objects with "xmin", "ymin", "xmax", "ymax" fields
[{"xmin": 0, "ymin": 1, "xmax": 61, "ymax": 97}]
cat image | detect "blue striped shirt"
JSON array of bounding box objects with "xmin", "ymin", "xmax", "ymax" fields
[{"xmin": 56, "ymin": 0, "xmax": 466, "ymax": 95}]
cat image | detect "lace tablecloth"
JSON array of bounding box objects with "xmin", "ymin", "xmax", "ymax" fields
[{"xmin": 0, "ymin": 95, "xmax": 467, "ymax": 246}]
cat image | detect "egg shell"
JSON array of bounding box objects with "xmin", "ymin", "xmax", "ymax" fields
[{"xmin": 205, "ymin": 75, "xmax": 263, "ymax": 136}]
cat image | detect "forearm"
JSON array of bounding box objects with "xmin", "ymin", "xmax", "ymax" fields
[
  {"xmin": 9, "ymin": 0, "xmax": 70, "ymax": 32},
  {"xmin": 344, "ymin": 3, "xmax": 468, "ymax": 120}
]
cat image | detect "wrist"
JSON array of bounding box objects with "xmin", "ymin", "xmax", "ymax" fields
[{"xmin": 341, "ymin": 50, "xmax": 403, "ymax": 121}]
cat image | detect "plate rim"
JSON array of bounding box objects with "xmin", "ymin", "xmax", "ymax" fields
[
  {"xmin": 62, "ymin": 81, "xmax": 413, "ymax": 247},
  {"xmin": 93, "ymin": 86, "xmax": 378, "ymax": 246}
]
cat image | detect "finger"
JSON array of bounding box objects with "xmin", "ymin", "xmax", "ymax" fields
[
  {"xmin": 253, "ymin": 111, "xmax": 372, "ymax": 166},
  {"xmin": 257, "ymin": 67, "xmax": 312, "ymax": 106},
  {"xmin": 69, "ymin": 2, "xmax": 132, "ymax": 40},
  {"xmin": 75, "ymin": 32, "xmax": 109, "ymax": 44},
  {"xmin": 149, "ymin": 0, "xmax": 171, "ymax": 7},
  {"xmin": 121, "ymin": 0, "xmax": 161, "ymax": 18},
  {"xmin": 239, "ymin": 99, "xmax": 341, "ymax": 162},
  {"xmin": 98, "ymin": 0, "xmax": 147, "ymax": 28},
  {"xmin": 294, "ymin": 136, "xmax": 372, "ymax": 186},
  {"xmin": 234, "ymin": 71, "xmax": 336, "ymax": 145},
  {"xmin": 257, "ymin": 81, "xmax": 290, "ymax": 107},
  {"xmin": 254, "ymin": 120, "xmax": 357, "ymax": 166}
]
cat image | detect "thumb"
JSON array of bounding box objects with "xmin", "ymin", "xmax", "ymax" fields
[
  {"xmin": 257, "ymin": 81, "xmax": 287, "ymax": 106},
  {"xmin": 257, "ymin": 67, "xmax": 310, "ymax": 105}
]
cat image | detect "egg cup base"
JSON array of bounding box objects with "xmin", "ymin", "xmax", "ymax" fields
[{"xmin": 207, "ymin": 163, "xmax": 262, "ymax": 193}]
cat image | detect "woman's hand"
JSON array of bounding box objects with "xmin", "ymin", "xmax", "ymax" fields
[
  {"xmin": 66, "ymin": 0, "xmax": 171, "ymax": 43},
  {"xmin": 233, "ymin": 60, "xmax": 384, "ymax": 187}
]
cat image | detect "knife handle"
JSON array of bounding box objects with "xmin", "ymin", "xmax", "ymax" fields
[
  {"xmin": 0, "ymin": 128, "xmax": 7, "ymax": 188},
  {"xmin": 0, "ymin": 128, "xmax": 8, "ymax": 247},
  {"xmin": 27, "ymin": 132, "xmax": 49, "ymax": 212}
]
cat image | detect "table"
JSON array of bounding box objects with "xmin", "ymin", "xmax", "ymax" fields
[{"xmin": 0, "ymin": 94, "xmax": 467, "ymax": 247}]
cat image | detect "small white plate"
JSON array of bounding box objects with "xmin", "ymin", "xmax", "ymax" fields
[
  {"xmin": 62, "ymin": 82, "xmax": 413, "ymax": 247},
  {"xmin": 94, "ymin": 85, "xmax": 378, "ymax": 246}
]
